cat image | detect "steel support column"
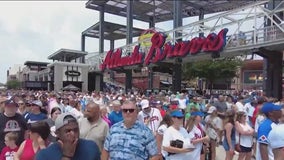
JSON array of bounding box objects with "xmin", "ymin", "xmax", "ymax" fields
[
  {"xmin": 81, "ymin": 35, "xmax": 85, "ymax": 52},
  {"xmin": 125, "ymin": 70, "xmax": 133, "ymax": 93},
  {"xmin": 149, "ymin": 16, "xmax": 155, "ymax": 28},
  {"xmin": 259, "ymin": 49, "xmax": 282, "ymax": 100},
  {"xmin": 99, "ymin": 6, "xmax": 105, "ymax": 53},
  {"xmin": 81, "ymin": 34, "xmax": 86, "ymax": 63},
  {"xmin": 148, "ymin": 68, "xmax": 153, "ymax": 90},
  {"xmin": 148, "ymin": 16, "xmax": 155, "ymax": 90},
  {"xmin": 125, "ymin": 0, "xmax": 133, "ymax": 92},
  {"xmin": 110, "ymin": 40, "xmax": 115, "ymax": 82},
  {"xmin": 199, "ymin": 8, "xmax": 204, "ymax": 37},
  {"xmin": 98, "ymin": 5, "xmax": 105, "ymax": 91},
  {"xmin": 262, "ymin": 0, "xmax": 283, "ymax": 99},
  {"xmin": 172, "ymin": 0, "xmax": 182, "ymax": 93}
]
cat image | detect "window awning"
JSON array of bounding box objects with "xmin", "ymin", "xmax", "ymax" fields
[{"xmin": 160, "ymin": 81, "xmax": 171, "ymax": 85}]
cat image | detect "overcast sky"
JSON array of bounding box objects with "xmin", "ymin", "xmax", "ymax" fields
[
  {"xmin": 0, "ymin": 1, "xmax": 94, "ymax": 83},
  {"xmin": 0, "ymin": 1, "xmax": 171, "ymax": 84}
]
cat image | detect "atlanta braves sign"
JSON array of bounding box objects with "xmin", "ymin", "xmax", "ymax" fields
[{"xmin": 101, "ymin": 28, "xmax": 228, "ymax": 71}]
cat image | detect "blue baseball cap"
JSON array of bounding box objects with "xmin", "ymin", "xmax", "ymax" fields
[
  {"xmin": 190, "ymin": 111, "xmax": 205, "ymax": 117},
  {"xmin": 261, "ymin": 102, "xmax": 281, "ymax": 114},
  {"xmin": 170, "ymin": 110, "xmax": 184, "ymax": 117}
]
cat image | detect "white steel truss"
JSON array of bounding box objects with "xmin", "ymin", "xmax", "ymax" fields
[{"xmin": 87, "ymin": 0, "xmax": 284, "ymax": 71}]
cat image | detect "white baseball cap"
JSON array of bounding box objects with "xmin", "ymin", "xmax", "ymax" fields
[
  {"xmin": 31, "ymin": 100, "xmax": 43, "ymax": 107},
  {"xmin": 207, "ymin": 106, "xmax": 217, "ymax": 114},
  {"xmin": 140, "ymin": 99, "xmax": 149, "ymax": 109},
  {"xmin": 268, "ymin": 124, "xmax": 284, "ymax": 149}
]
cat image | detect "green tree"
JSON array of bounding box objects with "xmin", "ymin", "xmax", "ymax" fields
[
  {"xmin": 182, "ymin": 57, "xmax": 243, "ymax": 89},
  {"xmin": 6, "ymin": 80, "xmax": 21, "ymax": 89}
]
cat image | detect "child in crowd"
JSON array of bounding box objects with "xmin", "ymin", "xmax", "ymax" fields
[{"xmin": 0, "ymin": 132, "xmax": 19, "ymax": 160}]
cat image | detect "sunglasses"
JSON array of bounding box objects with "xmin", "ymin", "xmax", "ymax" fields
[
  {"xmin": 174, "ymin": 117, "xmax": 184, "ymax": 119},
  {"xmin": 122, "ymin": 109, "xmax": 135, "ymax": 113}
]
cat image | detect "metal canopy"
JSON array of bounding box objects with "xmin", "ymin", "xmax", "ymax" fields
[
  {"xmin": 85, "ymin": 0, "xmax": 257, "ymax": 23},
  {"xmin": 48, "ymin": 49, "xmax": 87, "ymax": 61},
  {"xmin": 82, "ymin": 21, "xmax": 145, "ymax": 41},
  {"xmin": 24, "ymin": 61, "xmax": 49, "ymax": 66}
]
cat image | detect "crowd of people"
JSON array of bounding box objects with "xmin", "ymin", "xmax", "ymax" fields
[{"xmin": 0, "ymin": 89, "xmax": 283, "ymax": 160}]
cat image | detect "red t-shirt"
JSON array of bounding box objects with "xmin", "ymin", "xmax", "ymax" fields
[
  {"xmin": 20, "ymin": 139, "xmax": 36, "ymax": 160},
  {"xmin": 0, "ymin": 146, "xmax": 19, "ymax": 160},
  {"xmin": 252, "ymin": 106, "xmax": 260, "ymax": 127},
  {"xmin": 159, "ymin": 109, "xmax": 166, "ymax": 117}
]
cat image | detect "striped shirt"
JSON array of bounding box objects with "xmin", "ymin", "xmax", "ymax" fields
[{"xmin": 104, "ymin": 120, "xmax": 158, "ymax": 160}]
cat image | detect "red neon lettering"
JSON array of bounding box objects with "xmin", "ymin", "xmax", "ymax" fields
[
  {"xmin": 202, "ymin": 28, "xmax": 228, "ymax": 52},
  {"xmin": 189, "ymin": 37, "xmax": 206, "ymax": 55},
  {"xmin": 101, "ymin": 28, "xmax": 228, "ymax": 70},
  {"xmin": 163, "ymin": 43, "xmax": 174, "ymax": 59},
  {"xmin": 144, "ymin": 32, "xmax": 166, "ymax": 65}
]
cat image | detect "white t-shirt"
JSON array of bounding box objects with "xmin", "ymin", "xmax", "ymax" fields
[
  {"xmin": 178, "ymin": 98, "xmax": 187, "ymax": 110},
  {"xmin": 162, "ymin": 126, "xmax": 195, "ymax": 160},
  {"xmin": 137, "ymin": 108, "xmax": 162, "ymax": 133},
  {"xmin": 157, "ymin": 124, "xmax": 168, "ymax": 136},
  {"xmin": 246, "ymin": 103, "xmax": 255, "ymax": 117},
  {"xmin": 204, "ymin": 115, "xmax": 223, "ymax": 140},
  {"xmin": 236, "ymin": 123, "xmax": 253, "ymax": 147},
  {"xmin": 187, "ymin": 124, "xmax": 205, "ymax": 160},
  {"xmin": 254, "ymin": 115, "xmax": 265, "ymax": 133},
  {"xmin": 205, "ymin": 115, "xmax": 223, "ymax": 130},
  {"xmin": 69, "ymin": 108, "xmax": 84, "ymax": 120},
  {"xmin": 226, "ymin": 102, "xmax": 233, "ymax": 111},
  {"xmin": 236, "ymin": 102, "xmax": 245, "ymax": 112}
]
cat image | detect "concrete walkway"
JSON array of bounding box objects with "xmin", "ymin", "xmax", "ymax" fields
[{"xmin": 216, "ymin": 145, "xmax": 238, "ymax": 160}]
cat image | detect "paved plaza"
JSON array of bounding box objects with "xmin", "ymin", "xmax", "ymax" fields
[
  {"xmin": 216, "ymin": 146, "xmax": 256, "ymax": 160},
  {"xmin": 216, "ymin": 146, "xmax": 238, "ymax": 160}
]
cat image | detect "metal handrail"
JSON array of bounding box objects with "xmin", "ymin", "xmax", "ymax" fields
[{"xmin": 86, "ymin": 0, "xmax": 284, "ymax": 72}]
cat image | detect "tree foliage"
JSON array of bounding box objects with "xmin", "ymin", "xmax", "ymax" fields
[
  {"xmin": 182, "ymin": 57, "xmax": 243, "ymax": 88},
  {"xmin": 6, "ymin": 80, "xmax": 21, "ymax": 89}
]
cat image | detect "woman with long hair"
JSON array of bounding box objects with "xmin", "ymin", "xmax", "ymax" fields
[
  {"xmin": 235, "ymin": 111, "xmax": 254, "ymax": 160},
  {"xmin": 162, "ymin": 110, "xmax": 195, "ymax": 160},
  {"xmin": 156, "ymin": 114, "xmax": 173, "ymax": 158},
  {"xmin": 44, "ymin": 107, "xmax": 61, "ymax": 143},
  {"xmin": 185, "ymin": 110, "xmax": 210, "ymax": 160},
  {"xmin": 222, "ymin": 110, "xmax": 236, "ymax": 160},
  {"xmin": 14, "ymin": 121, "xmax": 50, "ymax": 160}
]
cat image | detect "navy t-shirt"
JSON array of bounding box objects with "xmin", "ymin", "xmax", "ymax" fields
[
  {"xmin": 24, "ymin": 112, "xmax": 47, "ymax": 123},
  {"xmin": 0, "ymin": 113, "xmax": 28, "ymax": 151},
  {"xmin": 35, "ymin": 139, "xmax": 100, "ymax": 160}
]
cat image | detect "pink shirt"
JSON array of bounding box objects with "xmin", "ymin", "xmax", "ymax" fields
[
  {"xmin": 102, "ymin": 116, "xmax": 111, "ymax": 127},
  {"xmin": 20, "ymin": 140, "xmax": 36, "ymax": 160}
]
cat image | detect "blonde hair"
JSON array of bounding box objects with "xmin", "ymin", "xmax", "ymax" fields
[
  {"xmin": 5, "ymin": 132, "xmax": 18, "ymax": 142},
  {"xmin": 185, "ymin": 107, "xmax": 199, "ymax": 131},
  {"xmin": 236, "ymin": 111, "xmax": 246, "ymax": 122},
  {"xmin": 185, "ymin": 115, "xmax": 196, "ymax": 132}
]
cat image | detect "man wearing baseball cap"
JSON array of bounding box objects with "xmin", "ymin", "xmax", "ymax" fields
[
  {"xmin": 36, "ymin": 113, "xmax": 100, "ymax": 160},
  {"xmin": 24, "ymin": 100, "xmax": 47, "ymax": 123},
  {"xmin": 256, "ymin": 102, "xmax": 282, "ymax": 160},
  {"xmin": 0, "ymin": 99, "xmax": 28, "ymax": 151},
  {"xmin": 138, "ymin": 99, "xmax": 162, "ymax": 135},
  {"xmin": 268, "ymin": 123, "xmax": 284, "ymax": 160},
  {"xmin": 108, "ymin": 100, "xmax": 123, "ymax": 126}
]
